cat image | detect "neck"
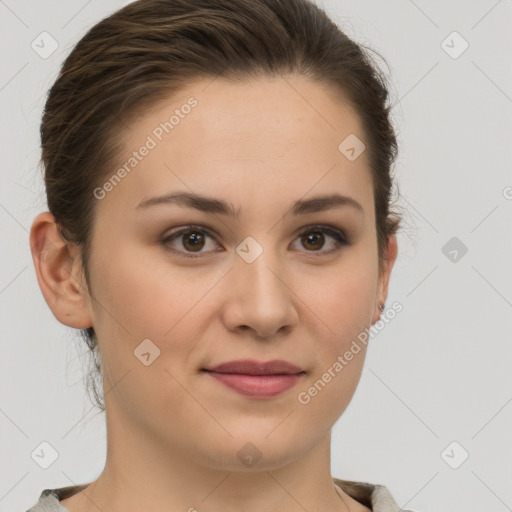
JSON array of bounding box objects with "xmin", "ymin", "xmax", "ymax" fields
[{"xmin": 64, "ymin": 399, "xmax": 365, "ymax": 512}]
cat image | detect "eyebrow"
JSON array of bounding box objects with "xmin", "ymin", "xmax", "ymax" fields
[{"xmin": 136, "ymin": 191, "xmax": 364, "ymax": 218}]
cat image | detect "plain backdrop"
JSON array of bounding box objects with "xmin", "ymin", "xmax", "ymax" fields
[{"xmin": 1, "ymin": 1, "xmax": 511, "ymax": 511}]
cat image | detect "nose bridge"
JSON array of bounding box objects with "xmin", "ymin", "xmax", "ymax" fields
[
  {"xmin": 235, "ymin": 239, "xmax": 286, "ymax": 302},
  {"xmin": 224, "ymin": 237, "xmax": 297, "ymax": 336}
]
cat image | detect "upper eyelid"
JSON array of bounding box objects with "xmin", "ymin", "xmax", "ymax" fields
[{"xmin": 163, "ymin": 223, "xmax": 347, "ymax": 237}]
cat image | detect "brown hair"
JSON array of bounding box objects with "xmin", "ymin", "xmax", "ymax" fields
[{"xmin": 40, "ymin": 0, "xmax": 403, "ymax": 412}]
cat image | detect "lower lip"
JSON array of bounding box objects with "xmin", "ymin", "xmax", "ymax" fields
[{"xmin": 204, "ymin": 371, "xmax": 304, "ymax": 397}]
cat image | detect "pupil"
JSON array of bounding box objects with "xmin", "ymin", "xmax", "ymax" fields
[
  {"xmin": 184, "ymin": 232, "xmax": 204, "ymax": 251},
  {"xmin": 304, "ymin": 232, "xmax": 323, "ymax": 250}
]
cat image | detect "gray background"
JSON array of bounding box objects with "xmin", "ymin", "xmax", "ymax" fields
[{"xmin": 1, "ymin": 1, "xmax": 511, "ymax": 511}]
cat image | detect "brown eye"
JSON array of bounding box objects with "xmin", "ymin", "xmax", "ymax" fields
[
  {"xmin": 292, "ymin": 225, "xmax": 349, "ymax": 255},
  {"xmin": 162, "ymin": 226, "xmax": 219, "ymax": 258},
  {"xmin": 161, "ymin": 224, "xmax": 349, "ymax": 259},
  {"xmin": 182, "ymin": 231, "xmax": 205, "ymax": 252},
  {"xmin": 301, "ymin": 231, "xmax": 325, "ymax": 251}
]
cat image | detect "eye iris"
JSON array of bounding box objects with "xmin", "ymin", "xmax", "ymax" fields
[
  {"xmin": 183, "ymin": 232, "xmax": 204, "ymax": 251},
  {"xmin": 302, "ymin": 231, "xmax": 324, "ymax": 250}
]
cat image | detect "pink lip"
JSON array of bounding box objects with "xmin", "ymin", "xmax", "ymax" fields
[
  {"xmin": 206, "ymin": 359, "xmax": 304, "ymax": 375},
  {"xmin": 202, "ymin": 359, "xmax": 305, "ymax": 398}
]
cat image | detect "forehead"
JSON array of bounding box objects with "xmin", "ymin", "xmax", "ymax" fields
[{"xmin": 96, "ymin": 74, "xmax": 373, "ymax": 218}]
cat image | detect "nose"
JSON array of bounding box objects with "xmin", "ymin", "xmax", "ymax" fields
[{"xmin": 221, "ymin": 250, "xmax": 299, "ymax": 339}]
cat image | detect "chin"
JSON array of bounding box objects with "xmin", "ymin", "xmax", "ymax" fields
[{"xmin": 193, "ymin": 431, "xmax": 313, "ymax": 473}]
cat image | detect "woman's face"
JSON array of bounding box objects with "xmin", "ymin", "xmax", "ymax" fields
[{"xmin": 81, "ymin": 74, "xmax": 396, "ymax": 470}]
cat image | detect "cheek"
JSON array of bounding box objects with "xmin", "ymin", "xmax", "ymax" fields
[
  {"xmin": 292, "ymin": 362, "xmax": 365, "ymax": 447},
  {"xmin": 87, "ymin": 241, "xmax": 230, "ymax": 407},
  {"xmin": 293, "ymin": 247, "xmax": 377, "ymax": 401},
  {"xmin": 87, "ymin": 246, "xmax": 211, "ymax": 418},
  {"xmin": 90, "ymin": 242, "xmax": 213, "ymax": 341},
  {"xmin": 302, "ymin": 249, "xmax": 378, "ymax": 340},
  {"xmin": 292, "ymin": 263, "xmax": 374, "ymax": 422}
]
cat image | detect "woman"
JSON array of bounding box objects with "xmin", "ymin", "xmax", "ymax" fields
[{"xmin": 27, "ymin": 0, "xmax": 411, "ymax": 510}]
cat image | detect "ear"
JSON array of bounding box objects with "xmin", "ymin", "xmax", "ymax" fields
[
  {"xmin": 29, "ymin": 212, "xmax": 93, "ymax": 329},
  {"xmin": 371, "ymin": 233, "xmax": 398, "ymax": 325}
]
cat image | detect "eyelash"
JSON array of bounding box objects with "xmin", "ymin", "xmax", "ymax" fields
[{"xmin": 161, "ymin": 224, "xmax": 350, "ymax": 259}]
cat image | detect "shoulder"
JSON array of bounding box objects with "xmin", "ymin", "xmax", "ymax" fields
[
  {"xmin": 333, "ymin": 477, "xmax": 421, "ymax": 512},
  {"xmin": 25, "ymin": 483, "xmax": 90, "ymax": 512}
]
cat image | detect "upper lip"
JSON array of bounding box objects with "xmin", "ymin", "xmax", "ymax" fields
[{"xmin": 203, "ymin": 359, "xmax": 304, "ymax": 375}]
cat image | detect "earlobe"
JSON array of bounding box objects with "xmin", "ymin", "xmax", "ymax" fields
[{"xmin": 29, "ymin": 212, "xmax": 93, "ymax": 329}]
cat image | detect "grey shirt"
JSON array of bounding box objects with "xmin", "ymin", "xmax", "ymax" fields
[{"xmin": 26, "ymin": 478, "xmax": 417, "ymax": 511}]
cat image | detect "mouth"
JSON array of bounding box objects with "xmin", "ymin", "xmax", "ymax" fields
[{"xmin": 201, "ymin": 359, "xmax": 306, "ymax": 398}]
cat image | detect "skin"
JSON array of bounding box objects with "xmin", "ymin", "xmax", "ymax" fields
[{"xmin": 30, "ymin": 74, "xmax": 398, "ymax": 512}]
